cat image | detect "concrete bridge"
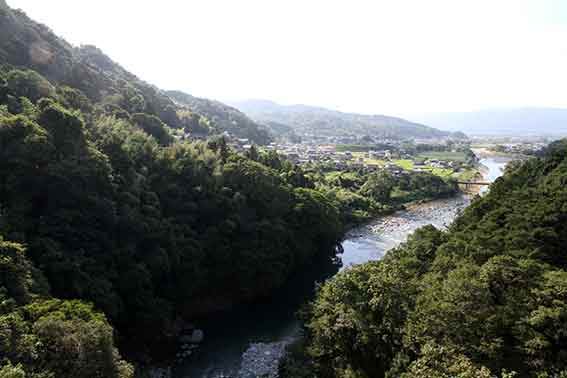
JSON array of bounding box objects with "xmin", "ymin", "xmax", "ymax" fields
[{"xmin": 457, "ymin": 181, "xmax": 491, "ymax": 190}]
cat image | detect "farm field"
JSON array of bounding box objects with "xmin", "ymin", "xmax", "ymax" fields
[
  {"xmin": 352, "ymin": 152, "xmax": 387, "ymax": 166},
  {"xmin": 416, "ymin": 151, "xmax": 468, "ymax": 162},
  {"xmin": 393, "ymin": 159, "xmax": 414, "ymax": 170},
  {"xmin": 349, "ymin": 153, "xmax": 481, "ymax": 181}
]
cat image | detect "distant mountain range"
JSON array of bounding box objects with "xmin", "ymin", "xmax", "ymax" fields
[
  {"xmin": 406, "ymin": 108, "xmax": 567, "ymax": 136},
  {"xmin": 230, "ymin": 99, "xmax": 466, "ymax": 140},
  {"xmin": 0, "ymin": 0, "xmax": 465, "ymax": 144}
]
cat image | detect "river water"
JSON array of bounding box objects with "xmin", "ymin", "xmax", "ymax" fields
[
  {"xmin": 479, "ymin": 155, "xmax": 512, "ymax": 194},
  {"xmin": 174, "ymin": 155, "xmax": 512, "ymax": 378}
]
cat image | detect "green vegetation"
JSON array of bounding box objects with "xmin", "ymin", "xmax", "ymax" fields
[
  {"xmin": 0, "ymin": 63, "xmax": 457, "ymax": 375},
  {"xmin": 489, "ymin": 144, "xmax": 543, "ymax": 156},
  {"xmin": 426, "ymin": 166, "xmax": 454, "ymax": 178},
  {"xmin": 309, "ymin": 166, "xmax": 458, "ymax": 227},
  {"xmin": 457, "ymin": 167, "xmax": 483, "ymax": 181},
  {"xmin": 0, "ymin": 3, "xmax": 466, "ymax": 375},
  {"xmin": 0, "ymin": 7, "xmax": 270, "ymax": 144},
  {"xmin": 0, "ymin": 236, "xmax": 134, "ymax": 378},
  {"xmin": 353, "ymin": 151, "xmax": 477, "ymax": 180},
  {"xmin": 232, "ymin": 100, "xmax": 465, "ymax": 140},
  {"xmin": 281, "ymin": 140, "xmax": 567, "ymax": 378},
  {"xmin": 351, "ymin": 152, "xmax": 385, "ymax": 166},
  {"xmin": 0, "ymin": 17, "xmax": 461, "ymax": 378},
  {"xmin": 393, "ymin": 159, "xmax": 414, "ymax": 170},
  {"xmin": 166, "ymin": 90, "xmax": 271, "ymax": 144},
  {"xmin": 0, "ymin": 68, "xmax": 345, "ymax": 373},
  {"xmin": 0, "ymin": 6, "xmax": 348, "ymax": 373},
  {"xmin": 406, "ymin": 142, "xmax": 479, "ymax": 166},
  {"xmin": 416, "ymin": 150, "xmax": 469, "ymax": 162},
  {"xmin": 336, "ymin": 144, "xmax": 393, "ymax": 152}
]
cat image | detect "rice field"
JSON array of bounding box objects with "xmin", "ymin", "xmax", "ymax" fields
[{"xmin": 416, "ymin": 151, "xmax": 468, "ymax": 162}]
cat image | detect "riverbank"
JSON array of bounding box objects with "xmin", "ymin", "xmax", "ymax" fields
[
  {"xmin": 460, "ymin": 150, "xmax": 520, "ymax": 195},
  {"xmin": 164, "ymin": 194, "xmax": 464, "ymax": 378},
  {"xmin": 169, "ymin": 158, "xmax": 511, "ymax": 378},
  {"xmin": 279, "ymin": 156, "xmax": 515, "ymax": 377},
  {"xmin": 138, "ymin": 190, "xmax": 460, "ymax": 376},
  {"xmin": 170, "ymin": 192, "xmax": 473, "ymax": 377},
  {"xmin": 340, "ymin": 193, "xmax": 471, "ymax": 269},
  {"xmin": 343, "ymin": 190, "xmax": 459, "ymax": 233},
  {"xmin": 472, "ymin": 147, "xmax": 528, "ymax": 160}
]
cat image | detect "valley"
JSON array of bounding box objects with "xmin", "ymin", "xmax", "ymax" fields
[
  {"xmin": 172, "ymin": 154, "xmax": 512, "ymax": 378},
  {"xmin": 1, "ymin": 2, "xmax": 566, "ymax": 378}
]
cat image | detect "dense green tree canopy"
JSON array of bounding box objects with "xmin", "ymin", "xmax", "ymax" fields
[
  {"xmin": 291, "ymin": 141, "xmax": 567, "ymax": 378},
  {"xmin": 0, "ymin": 237, "xmax": 133, "ymax": 378},
  {"xmin": 0, "ymin": 63, "xmax": 461, "ymax": 375},
  {"xmin": 0, "ymin": 3, "xmax": 469, "ymax": 375},
  {"xmin": 0, "ymin": 64, "xmax": 352, "ymax": 373}
]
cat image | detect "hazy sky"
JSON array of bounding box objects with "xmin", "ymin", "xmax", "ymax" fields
[{"xmin": 8, "ymin": 0, "xmax": 567, "ymax": 115}]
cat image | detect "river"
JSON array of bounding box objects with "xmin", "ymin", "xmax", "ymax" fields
[
  {"xmin": 173, "ymin": 155, "xmax": 512, "ymax": 378},
  {"xmin": 478, "ymin": 155, "xmax": 512, "ymax": 194}
]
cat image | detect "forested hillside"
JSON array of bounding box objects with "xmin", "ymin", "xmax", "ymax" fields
[
  {"xmin": 231, "ymin": 99, "xmax": 467, "ymax": 140},
  {"xmin": 0, "ymin": 69, "xmax": 348, "ymax": 376},
  {"xmin": 166, "ymin": 90, "xmax": 271, "ymax": 144},
  {"xmin": 0, "ymin": 2, "xmax": 467, "ymax": 377},
  {"xmin": 0, "ymin": 2, "xmax": 269, "ymax": 144},
  {"xmin": 282, "ymin": 140, "xmax": 567, "ymax": 378},
  {"xmin": 0, "ymin": 3, "xmax": 345, "ymax": 376}
]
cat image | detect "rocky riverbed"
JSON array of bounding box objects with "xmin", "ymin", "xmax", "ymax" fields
[
  {"xmin": 238, "ymin": 341, "xmax": 291, "ymax": 378},
  {"xmin": 171, "ymin": 156, "xmax": 512, "ymax": 378},
  {"xmin": 340, "ymin": 194, "xmax": 471, "ymax": 269},
  {"xmin": 170, "ymin": 194, "xmax": 474, "ymax": 378},
  {"xmin": 173, "ymin": 195, "xmax": 475, "ymax": 378}
]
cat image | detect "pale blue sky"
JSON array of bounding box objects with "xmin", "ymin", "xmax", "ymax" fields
[{"xmin": 8, "ymin": 0, "xmax": 567, "ymax": 115}]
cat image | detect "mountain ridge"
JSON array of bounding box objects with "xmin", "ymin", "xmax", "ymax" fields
[
  {"xmin": 0, "ymin": 6, "xmax": 271, "ymax": 143},
  {"xmin": 230, "ymin": 99, "xmax": 466, "ymax": 140},
  {"xmin": 406, "ymin": 107, "xmax": 567, "ymax": 136}
]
